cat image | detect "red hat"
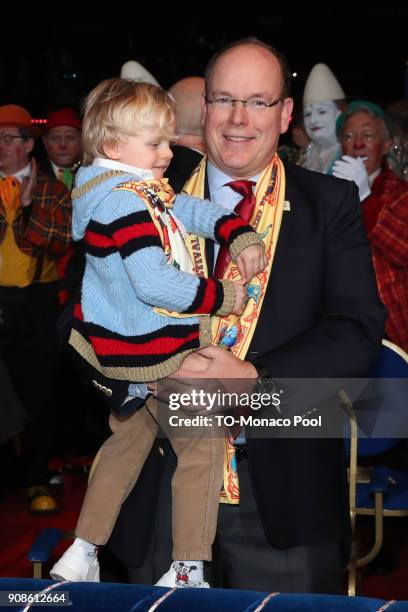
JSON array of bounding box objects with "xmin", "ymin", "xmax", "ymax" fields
[
  {"xmin": 45, "ymin": 108, "xmax": 82, "ymax": 133},
  {"xmin": 0, "ymin": 104, "xmax": 39, "ymax": 137}
]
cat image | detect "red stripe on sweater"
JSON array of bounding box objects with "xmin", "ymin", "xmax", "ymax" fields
[
  {"xmin": 194, "ymin": 279, "xmax": 217, "ymax": 314},
  {"xmin": 85, "ymin": 230, "xmax": 115, "ymax": 248},
  {"xmin": 218, "ymin": 216, "xmax": 246, "ymax": 243},
  {"xmin": 90, "ymin": 330, "xmax": 199, "ymax": 356},
  {"xmin": 113, "ymin": 222, "xmax": 158, "ymax": 248},
  {"xmin": 74, "ymin": 302, "xmax": 84, "ymax": 321}
]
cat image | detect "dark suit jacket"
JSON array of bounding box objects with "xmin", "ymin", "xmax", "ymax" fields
[{"xmin": 107, "ymin": 158, "xmax": 386, "ymax": 565}]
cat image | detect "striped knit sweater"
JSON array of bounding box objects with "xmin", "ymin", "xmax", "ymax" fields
[{"xmin": 69, "ymin": 165, "xmax": 261, "ymax": 382}]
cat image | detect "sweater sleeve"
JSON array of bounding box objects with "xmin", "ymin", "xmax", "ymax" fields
[
  {"xmin": 173, "ymin": 194, "xmax": 263, "ymax": 259},
  {"xmin": 100, "ymin": 192, "xmax": 235, "ymax": 316}
]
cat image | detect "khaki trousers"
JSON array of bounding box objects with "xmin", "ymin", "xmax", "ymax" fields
[{"xmin": 76, "ymin": 397, "xmax": 224, "ymax": 561}]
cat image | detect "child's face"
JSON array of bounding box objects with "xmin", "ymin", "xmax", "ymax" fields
[{"xmin": 113, "ymin": 127, "xmax": 174, "ymax": 179}]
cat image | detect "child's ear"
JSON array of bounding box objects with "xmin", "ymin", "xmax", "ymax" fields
[{"xmin": 103, "ymin": 140, "xmax": 120, "ymax": 160}]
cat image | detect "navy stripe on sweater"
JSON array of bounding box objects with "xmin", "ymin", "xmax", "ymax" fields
[
  {"xmin": 85, "ymin": 212, "xmax": 162, "ymax": 258},
  {"xmin": 214, "ymin": 213, "xmax": 253, "ymax": 246},
  {"xmin": 73, "ymin": 316, "xmax": 201, "ymax": 367}
]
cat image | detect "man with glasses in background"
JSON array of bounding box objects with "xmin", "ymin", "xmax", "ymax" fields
[
  {"xmin": 107, "ymin": 39, "xmax": 385, "ymax": 593},
  {"xmin": 333, "ymin": 101, "xmax": 408, "ymax": 353},
  {"xmin": 0, "ymin": 104, "xmax": 72, "ymax": 512}
]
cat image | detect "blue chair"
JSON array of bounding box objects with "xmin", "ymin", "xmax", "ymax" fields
[{"xmin": 343, "ymin": 339, "xmax": 408, "ymax": 595}]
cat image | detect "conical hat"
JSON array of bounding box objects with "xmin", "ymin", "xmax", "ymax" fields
[
  {"xmin": 120, "ymin": 61, "xmax": 159, "ymax": 86},
  {"xmin": 303, "ymin": 63, "xmax": 345, "ymax": 104}
]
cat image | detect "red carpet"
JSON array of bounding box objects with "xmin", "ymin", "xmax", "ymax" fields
[{"xmin": 1, "ymin": 470, "xmax": 408, "ymax": 598}]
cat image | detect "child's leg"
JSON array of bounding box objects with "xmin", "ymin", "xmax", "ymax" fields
[
  {"xmin": 153, "ymin": 410, "xmax": 224, "ymax": 588},
  {"xmin": 76, "ymin": 398, "xmax": 159, "ymax": 544},
  {"xmin": 51, "ymin": 398, "xmax": 159, "ymax": 582},
  {"xmin": 151, "ymin": 396, "xmax": 224, "ymax": 561},
  {"xmin": 170, "ymin": 431, "xmax": 224, "ymax": 561}
]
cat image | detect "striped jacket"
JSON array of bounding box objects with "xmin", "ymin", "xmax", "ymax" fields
[{"xmin": 69, "ymin": 166, "xmax": 260, "ymax": 382}]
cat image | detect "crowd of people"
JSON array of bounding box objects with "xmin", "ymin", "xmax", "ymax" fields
[{"xmin": 1, "ymin": 37, "xmax": 407, "ymax": 594}]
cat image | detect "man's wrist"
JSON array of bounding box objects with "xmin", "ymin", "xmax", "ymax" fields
[{"xmin": 253, "ymin": 363, "xmax": 276, "ymax": 395}]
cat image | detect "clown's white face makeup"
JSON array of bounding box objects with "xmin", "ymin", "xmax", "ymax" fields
[{"xmin": 303, "ymin": 101, "xmax": 340, "ymax": 148}]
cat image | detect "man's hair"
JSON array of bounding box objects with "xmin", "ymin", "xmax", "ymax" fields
[
  {"xmin": 17, "ymin": 127, "xmax": 33, "ymax": 141},
  {"xmin": 82, "ymin": 78, "xmax": 175, "ymax": 164},
  {"xmin": 204, "ymin": 37, "xmax": 292, "ymax": 99},
  {"xmin": 340, "ymin": 109, "xmax": 391, "ymax": 141}
]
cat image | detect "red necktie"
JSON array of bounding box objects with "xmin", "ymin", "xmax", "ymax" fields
[{"xmin": 214, "ymin": 180, "xmax": 256, "ymax": 279}]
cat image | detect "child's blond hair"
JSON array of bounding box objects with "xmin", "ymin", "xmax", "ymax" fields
[{"xmin": 82, "ymin": 78, "xmax": 175, "ymax": 164}]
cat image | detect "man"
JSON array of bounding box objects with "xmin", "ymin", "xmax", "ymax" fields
[
  {"xmin": 302, "ymin": 63, "xmax": 346, "ymax": 174},
  {"xmin": 106, "ymin": 39, "xmax": 385, "ymax": 593},
  {"xmin": 0, "ymin": 104, "xmax": 72, "ymax": 511},
  {"xmin": 168, "ymin": 76, "xmax": 205, "ymax": 191},
  {"xmin": 41, "ymin": 107, "xmax": 82, "ymax": 190},
  {"xmin": 333, "ymin": 101, "xmax": 408, "ymax": 352}
]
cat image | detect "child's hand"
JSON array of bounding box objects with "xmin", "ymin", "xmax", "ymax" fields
[
  {"xmin": 235, "ymin": 245, "xmax": 266, "ymax": 283},
  {"xmin": 231, "ymin": 280, "xmax": 247, "ymax": 315}
]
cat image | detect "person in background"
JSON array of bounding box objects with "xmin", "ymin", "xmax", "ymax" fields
[
  {"xmin": 120, "ymin": 60, "xmax": 159, "ymax": 86},
  {"xmin": 168, "ymin": 76, "xmax": 205, "ymax": 191},
  {"xmin": 334, "ymin": 100, "xmax": 408, "ymax": 352},
  {"xmin": 302, "ymin": 63, "xmax": 346, "ymax": 174},
  {"xmin": 0, "ymin": 104, "xmax": 72, "ymax": 512},
  {"xmin": 386, "ymin": 100, "xmax": 408, "ymax": 181},
  {"xmin": 41, "ymin": 108, "xmax": 82, "ymax": 191}
]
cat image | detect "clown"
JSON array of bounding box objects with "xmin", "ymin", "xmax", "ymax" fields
[{"xmin": 302, "ymin": 63, "xmax": 346, "ymax": 175}]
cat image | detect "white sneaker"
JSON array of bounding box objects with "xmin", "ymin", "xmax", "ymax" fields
[
  {"xmin": 50, "ymin": 539, "xmax": 100, "ymax": 582},
  {"xmin": 155, "ymin": 562, "xmax": 210, "ymax": 588}
]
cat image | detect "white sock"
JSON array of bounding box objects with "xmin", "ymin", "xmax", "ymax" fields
[
  {"xmin": 74, "ymin": 538, "xmax": 97, "ymax": 554},
  {"xmin": 174, "ymin": 560, "xmax": 203, "ymax": 584}
]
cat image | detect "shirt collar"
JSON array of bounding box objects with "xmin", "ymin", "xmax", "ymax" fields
[
  {"xmin": 207, "ymin": 161, "xmax": 260, "ymax": 194},
  {"xmin": 0, "ymin": 162, "xmax": 32, "ymax": 183},
  {"xmin": 51, "ymin": 161, "xmax": 76, "ymax": 175},
  {"xmin": 368, "ymin": 168, "xmax": 381, "ymax": 187},
  {"xmin": 92, "ymin": 157, "xmax": 154, "ymax": 180}
]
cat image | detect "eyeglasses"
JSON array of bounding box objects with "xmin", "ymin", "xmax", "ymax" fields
[
  {"xmin": 0, "ymin": 135, "xmax": 24, "ymax": 146},
  {"xmin": 205, "ymin": 96, "xmax": 283, "ymax": 111}
]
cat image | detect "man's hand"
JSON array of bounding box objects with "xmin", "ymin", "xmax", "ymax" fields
[
  {"xmin": 154, "ymin": 347, "xmax": 259, "ymax": 419},
  {"xmin": 20, "ymin": 158, "xmax": 37, "ymax": 207},
  {"xmin": 332, "ymin": 155, "xmax": 371, "ymax": 201},
  {"xmin": 235, "ymin": 244, "xmax": 266, "ymax": 282},
  {"xmin": 171, "ymin": 345, "xmax": 257, "ymax": 383}
]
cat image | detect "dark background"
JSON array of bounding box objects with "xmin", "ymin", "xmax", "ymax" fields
[{"xmin": 0, "ymin": 9, "xmax": 407, "ymax": 118}]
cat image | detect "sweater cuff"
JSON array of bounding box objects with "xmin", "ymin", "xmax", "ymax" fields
[
  {"xmin": 229, "ymin": 230, "xmax": 264, "ymax": 262},
  {"xmin": 214, "ymin": 280, "xmax": 236, "ymax": 317}
]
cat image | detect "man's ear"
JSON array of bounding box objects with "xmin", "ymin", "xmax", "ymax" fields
[
  {"xmin": 200, "ymin": 93, "xmax": 207, "ymax": 129},
  {"xmin": 382, "ymin": 136, "xmax": 393, "ymax": 158},
  {"xmin": 280, "ymin": 98, "xmax": 294, "ymax": 135},
  {"xmin": 103, "ymin": 140, "xmax": 120, "ymax": 160},
  {"xmin": 24, "ymin": 138, "xmax": 35, "ymax": 155}
]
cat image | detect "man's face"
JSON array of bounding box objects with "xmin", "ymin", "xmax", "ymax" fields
[
  {"xmin": 43, "ymin": 126, "xmax": 82, "ymax": 168},
  {"xmin": 0, "ymin": 126, "xmax": 33, "ymax": 175},
  {"xmin": 202, "ymin": 44, "xmax": 293, "ymax": 179},
  {"xmin": 341, "ymin": 111, "xmax": 392, "ymax": 175},
  {"xmin": 303, "ymin": 101, "xmax": 340, "ymax": 148}
]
